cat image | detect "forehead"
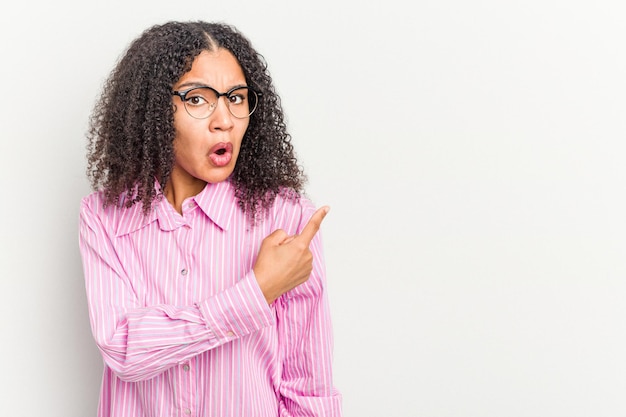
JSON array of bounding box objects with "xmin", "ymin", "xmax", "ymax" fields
[{"xmin": 175, "ymin": 48, "xmax": 245, "ymax": 89}]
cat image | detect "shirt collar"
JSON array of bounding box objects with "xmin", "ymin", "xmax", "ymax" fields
[
  {"xmin": 193, "ymin": 180, "xmax": 237, "ymax": 231},
  {"xmin": 114, "ymin": 180, "xmax": 238, "ymax": 236},
  {"xmin": 114, "ymin": 197, "xmax": 159, "ymax": 237}
]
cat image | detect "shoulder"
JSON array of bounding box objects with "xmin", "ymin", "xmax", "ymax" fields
[
  {"xmin": 79, "ymin": 190, "xmax": 150, "ymax": 237},
  {"xmin": 273, "ymin": 190, "xmax": 315, "ymax": 212},
  {"xmin": 268, "ymin": 190, "xmax": 316, "ymax": 233},
  {"xmin": 80, "ymin": 190, "xmax": 107, "ymax": 216}
]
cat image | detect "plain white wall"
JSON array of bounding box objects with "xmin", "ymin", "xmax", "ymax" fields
[{"xmin": 1, "ymin": 1, "xmax": 625, "ymax": 416}]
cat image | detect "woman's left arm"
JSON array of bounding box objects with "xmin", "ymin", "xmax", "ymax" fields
[{"xmin": 275, "ymin": 202, "xmax": 342, "ymax": 417}]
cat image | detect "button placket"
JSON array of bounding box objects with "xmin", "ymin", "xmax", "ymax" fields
[
  {"xmin": 174, "ymin": 212, "xmax": 197, "ymax": 417},
  {"xmin": 179, "ymin": 358, "xmax": 195, "ymax": 417}
]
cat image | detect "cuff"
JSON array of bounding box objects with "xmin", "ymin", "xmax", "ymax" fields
[{"xmin": 197, "ymin": 272, "xmax": 274, "ymax": 343}]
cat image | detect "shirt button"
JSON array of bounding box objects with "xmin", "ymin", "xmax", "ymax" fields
[
  {"xmin": 181, "ymin": 268, "xmax": 188, "ymax": 276},
  {"xmin": 184, "ymin": 408, "xmax": 191, "ymax": 415},
  {"xmin": 183, "ymin": 364, "xmax": 190, "ymax": 372},
  {"xmin": 226, "ymin": 331, "xmax": 235, "ymax": 337}
]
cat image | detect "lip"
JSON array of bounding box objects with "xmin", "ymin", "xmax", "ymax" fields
[{"xmin": 208, "ymin": 142, "xmax": 233, "ymax": 167}]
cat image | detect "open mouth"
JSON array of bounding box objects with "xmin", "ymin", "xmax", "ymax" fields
[
  {"xmin": 210, "ymin": 142, "xmax": 232, "ymax": 155},
  {"xmin": 208, "ymin": 142, "xmax": 233, "ymax": 167}
]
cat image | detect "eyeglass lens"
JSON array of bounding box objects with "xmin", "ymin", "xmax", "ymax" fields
[{"xmin": 183, "ymin": 87, "xmax": 257, "ymax": 119}]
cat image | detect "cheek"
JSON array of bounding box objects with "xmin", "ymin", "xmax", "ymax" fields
[
  {"xmin": 236, "ymin": 120, "xmax": 250, "ymax": 142},
  {"xmin": 172, "ymin": 104, "xmax": 196, "ymax": 135},
  {"xmin": 171, "ymin": 129, "xmax": 196, "ymax": 164},
  {"xmin": 173, "ymin": 115, "xmax": 187, "ymax": 138},
  {"xmin": 172, "ymin": 117, "xmax": 201, "ymax": 152}
]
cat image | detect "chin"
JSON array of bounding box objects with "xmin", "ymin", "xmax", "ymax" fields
[{"xmin": 204, "ymin": 168, "xmax": 235, "ymax": 184}]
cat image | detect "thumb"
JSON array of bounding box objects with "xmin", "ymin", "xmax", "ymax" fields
[{"xmin": 264, "ymin": 229, "xmax": 289, "ymax": 245}]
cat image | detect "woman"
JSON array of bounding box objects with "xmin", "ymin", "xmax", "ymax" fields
[{"xmin": 79, "ymin": 20, "xmax": 341, "ymax": 417}]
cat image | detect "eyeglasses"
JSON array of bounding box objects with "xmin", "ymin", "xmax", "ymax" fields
[{"xmin": 172, "ymin": 85, "xmax": 261, "ymax": 119}]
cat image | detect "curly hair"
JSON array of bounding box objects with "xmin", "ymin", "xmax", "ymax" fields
[{"xmin": 86, "ymin": 21, "xmax": 306, "ymax": 220}]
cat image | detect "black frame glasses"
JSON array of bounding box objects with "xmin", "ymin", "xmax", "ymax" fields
[{"xmin": 172, "ymin": 85, "xmax": 261, "ymax": 119}]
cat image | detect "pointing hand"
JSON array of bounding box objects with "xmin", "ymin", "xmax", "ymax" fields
[{"xmin": 253, "ymin": 206, "xmax": 330, "ymax": 304}]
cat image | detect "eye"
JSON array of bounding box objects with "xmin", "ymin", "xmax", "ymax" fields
[
  {"xmin": 186, "ymin": 93, "xmax": 208, "ymax": 107},
  {"xmin": 227, "ymin": 93, "xmax": 245, "ymax": 105}
]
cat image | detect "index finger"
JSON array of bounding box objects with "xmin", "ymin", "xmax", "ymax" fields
[{"xmin": 297, "ymin": 206, "xmax": 330, "ymax": 245}]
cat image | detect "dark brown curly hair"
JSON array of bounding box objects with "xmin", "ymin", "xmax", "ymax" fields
[{"xmin": 86, "ymin": 21, "xmax": 305, "ymax": 220}]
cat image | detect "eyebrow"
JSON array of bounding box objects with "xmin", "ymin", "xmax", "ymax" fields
[{"xmin": 175, "ymin": 81, "xmax": 248, "ymax": 91}]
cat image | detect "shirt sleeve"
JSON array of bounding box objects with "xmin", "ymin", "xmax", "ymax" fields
[
  {"xmin": 78, "ymin": 198, "xmax": 274, "ymax": 382},
  {"xmin": 275, "ymin": 202, "xmax": 343, "ymax": 417}
]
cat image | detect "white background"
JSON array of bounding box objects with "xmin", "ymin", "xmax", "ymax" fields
[{"xmin": 1, "ymin": 1, "xmax": 625, "ymax": 416}]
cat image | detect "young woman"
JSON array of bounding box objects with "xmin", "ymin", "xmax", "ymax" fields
[{"xmin": 79, "ymin": 20, "xmax": 341, "ymax": 417}]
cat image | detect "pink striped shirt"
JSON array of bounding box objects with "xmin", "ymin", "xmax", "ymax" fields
[{"xmin": 78, "ymin": 180, "xmax": 341, "ymax": 417}]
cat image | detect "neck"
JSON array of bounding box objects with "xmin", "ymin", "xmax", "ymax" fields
[{"xmin": 165, "ymin": 171, "xmax": 207, "ymax": 214}]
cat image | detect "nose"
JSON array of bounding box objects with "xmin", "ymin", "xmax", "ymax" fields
[{"xmin": 208, "ymin": 96, "xmax": 234, "ymax": 131}]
